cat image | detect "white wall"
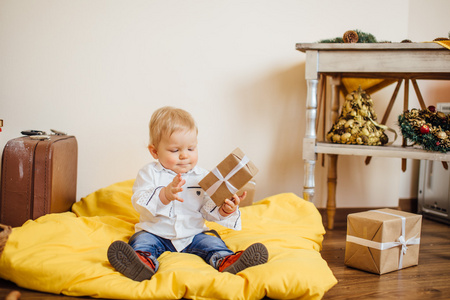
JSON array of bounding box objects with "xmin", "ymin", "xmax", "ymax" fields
[{"xmin": 0, "ymin": 0, "xmax": 448, "ymax": 208}]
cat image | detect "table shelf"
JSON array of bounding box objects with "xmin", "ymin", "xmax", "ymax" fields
[{"xmin": 315, "ymin": 142, "xmax": 450, "ymax": 162}]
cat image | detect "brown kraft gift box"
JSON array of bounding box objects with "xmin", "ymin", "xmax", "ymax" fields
[
  {"xmin": 199, "ymin": 148, "xmax": 258, "ymax": 206},
  {"xmin": 344, "ymin": 208, "xmax": 422, "ymax": 274}
]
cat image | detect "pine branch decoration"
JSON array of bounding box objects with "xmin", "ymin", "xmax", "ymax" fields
[{"xmin": 319, "ymin": 29, "xmax": 380, "ymax": 43}]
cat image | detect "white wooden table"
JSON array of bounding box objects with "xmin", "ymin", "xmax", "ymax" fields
[{"xmin": 296, "ymin": 42, "xmax": 450, "ymax": 229}]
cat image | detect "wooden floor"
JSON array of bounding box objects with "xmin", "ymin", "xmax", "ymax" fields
[{"xmin": 1, "ymin": 217, "xmax": 449, "ymax": 300}]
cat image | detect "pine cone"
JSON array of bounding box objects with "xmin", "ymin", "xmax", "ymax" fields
[{"xmin": 343, "ymin": 30, "xmax": 358, "ymax": 43}]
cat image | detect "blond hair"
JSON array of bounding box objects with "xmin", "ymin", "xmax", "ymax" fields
[{"xmin": 149, "ymin": 106, "xmax": 197, "ymax": 148}]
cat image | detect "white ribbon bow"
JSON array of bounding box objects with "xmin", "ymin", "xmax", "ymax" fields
[
  {"xmin": 398, "ymin": 235, "xmax": 408, "ymax": 256},
  {"xmin": 346, "ymin": 210, "xmax": 420, "ymax": 269},
  {"xmin": 205, "ymin": 155, "xmax": 250, "ymax": 197}
]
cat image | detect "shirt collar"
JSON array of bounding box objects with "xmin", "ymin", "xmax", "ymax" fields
[{"xmin": 154, "ymin": 161, "xmax": 203, "ymax": 175}]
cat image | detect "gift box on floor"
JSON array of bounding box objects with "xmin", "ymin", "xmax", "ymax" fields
[
  {"xmin": 344, "ymin": 208, "xmax": 422, "ymax": 274},
  {"xmin": 199, "ymin": 148, "xmax": 258, "ymax": 206}
]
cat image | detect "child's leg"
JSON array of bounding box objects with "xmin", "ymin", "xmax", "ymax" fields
[
  {"xmin": 217, "ymin": 243, "xmax": 268, "ymax": 274},
  {"xmin": 128, "ymin": 231, "xmax": 177, "ymax": 264},
  {"xmin": 108, "ymin": 231, "xmax": 175, "ymax": 281},
  {"xmin": 182, "ymin": 232, "xmax": 268, "ymax": 274},
  {"xmin": 182, "ymin": 232, "xmax": 234, "ymax": 268}
]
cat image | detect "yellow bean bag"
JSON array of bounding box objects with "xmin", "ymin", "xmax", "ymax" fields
[{"xmin": 0, "ymin": 180, "xmax": 337, "ymax": 299}]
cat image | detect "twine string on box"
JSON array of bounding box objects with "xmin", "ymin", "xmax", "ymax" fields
[{"xmin": 205, "ymin": 156, "xmax": 250, "ymax": 197}]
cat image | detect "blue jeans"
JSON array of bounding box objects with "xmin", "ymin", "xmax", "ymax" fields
[{"xmin": 128, "ymin": 231, "xmax": 234, "ymax": 272}]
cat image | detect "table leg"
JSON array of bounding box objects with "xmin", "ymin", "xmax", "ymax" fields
[
  {"xmin": 326, "ymin": 76, "xmax": 341, "ymax": 229},
  {"xmin": 303, "ymin": 79, "xmax": 318, "ymax": 202},
  {"xmin": 327, "ymin": 154, "xmax": 337, "ymax": 230},
  {"xmin": 303, "ymin": 160, "xmax": 315, "ymax": 202},
  {"xmin": 402, "ymin": 79, "xmax": 410, "ymax": 172}
]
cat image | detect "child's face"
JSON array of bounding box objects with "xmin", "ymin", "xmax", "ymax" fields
[{"xmin": 149, "ymin": 129, "xmax": 198, "ymax": 174}]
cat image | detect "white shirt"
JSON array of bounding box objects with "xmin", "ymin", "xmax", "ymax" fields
[{"xmin": 131, "ymin": 161, "xmax": 242, "ymax": 251}]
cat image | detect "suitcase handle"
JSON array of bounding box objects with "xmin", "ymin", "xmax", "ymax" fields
[
  {"xmin": 21, "ymin": 129, "xmax": 68, "ymax": 137},
  {"xmin": 21, "ymin": 130, "xmax": 46, "ymax": 136}
]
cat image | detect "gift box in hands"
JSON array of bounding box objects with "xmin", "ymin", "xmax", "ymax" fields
[{"xmin": 199, "ymin": 148, "xmax": 258, "ymax": 206}]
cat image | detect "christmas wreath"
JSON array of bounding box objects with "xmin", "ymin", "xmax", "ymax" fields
[{"xmin": 398, "ymin": 106, "xmax": 450, "ymax": 153}]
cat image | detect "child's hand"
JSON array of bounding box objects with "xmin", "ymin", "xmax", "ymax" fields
[
  {"xmin": 219, "ymin": 191, "xmax": 247, "ymax": 216},
  {"xmin": 160, "ymin": 174, "xmax": 186, "ymax": 205}
]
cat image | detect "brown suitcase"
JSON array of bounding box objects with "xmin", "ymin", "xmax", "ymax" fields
[{"xmin": 0, "ymin": 134, "xmax": 77, "ymax": 227}]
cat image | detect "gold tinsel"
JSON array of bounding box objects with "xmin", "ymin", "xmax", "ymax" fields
[{"xmin": 327, "ymin": 87, "xmax": 389, "ymax": 146}]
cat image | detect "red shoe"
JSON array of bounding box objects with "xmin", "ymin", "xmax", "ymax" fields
[
  {"xmin": 107, "ymin": 240, "xmax": 156, "ymax": 281},
  {"xmin": 218, "ymin": 243, "xmax": 268, "ymax": 274}
]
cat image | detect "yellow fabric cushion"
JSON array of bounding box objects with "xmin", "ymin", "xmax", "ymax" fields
[{"xmin": 0, "ymin": 180, "xmax": 337, "ymax": 299}]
